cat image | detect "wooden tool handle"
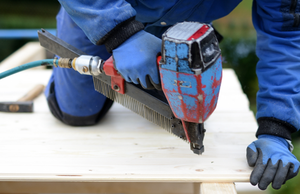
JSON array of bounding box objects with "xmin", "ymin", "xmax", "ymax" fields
[{"xmin": 17, "ymin": 84, "xmax": 45, "ymax": 102}]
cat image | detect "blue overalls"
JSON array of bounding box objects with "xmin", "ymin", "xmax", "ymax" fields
[{"xmin": 46, "ymin": 0, "xmax": 300, "ymax": 141}]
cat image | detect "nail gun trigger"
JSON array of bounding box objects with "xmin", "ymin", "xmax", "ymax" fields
[{"xmin": 103, "ymin": 57, "xmax": 125, "ymax": 94}]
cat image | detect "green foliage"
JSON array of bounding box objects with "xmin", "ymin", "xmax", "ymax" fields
[
  {"xmin": 0, "ymin": 39, "xmax": 33, "ymax": 62},
  {"xmin": 0, "ymin": 1, "xmax": 59, "ymax": 29},
  {"xmin": 0, "ymin": 0, "xmax": 59, "ymax": 29},
  {"xmin": 219, "ymin": 38, "xmax": 259, "ymax": 112},
  {"xmin": 0, "ymin": 0, "xmax": 59, "ymax": 62},
  {"xmin": 213, "ymin": 0, "xmax": 255, "ymax": 40},
  {"xmin": 0, "ymin": 15, "xmax": 56, "ymax": 29},
  {"xmin": 214, "ymin": 19, "xmax": 256, "ymax": 40}
]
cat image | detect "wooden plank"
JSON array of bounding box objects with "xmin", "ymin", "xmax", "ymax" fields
[
  {"xmin": 220, "ymin": 69, "xmax": 243, "ymax": 91},
  {"xmin": 0, "ymin": 182, "xmax": 194, "ymax": 194},
  {"xmin": 199, "ymin": 183, "xmax": 237, "ymax": 194},
  {"xmin": 0, "ymin": 69, "xmax": 253, "ymax": 114},
  {"xmin": 0, "ymin": 43, "xmax": 264, "ymax": 194},
  {"xmin": 0, "ymin": 182, "xmax": 268, "ymax": 194},
  {"xmin": 0, "ymin": 41, "xmax": 257, "ymax": 187},
  {"xmin": 0, "ymin": 42, "xmax": 45, "ymax": 71},
  {"xmin": 0, "ymin": 69, "xmax": 256, "ymax": 183},
  {"xmin": 217, "ymin": 69, "xmax": 250, "ymax": 112},
  {"xmin": 235, "ymin": 182, "xmax": 268, "ymax": 194},
  {"xmin": 194, "ymin": 183, "xmax": 200, "ymax": 194}
]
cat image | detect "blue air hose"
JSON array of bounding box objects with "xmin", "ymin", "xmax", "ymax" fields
[{"xmin": 0, "ymin": 59, "xmax": 57, "ymax": 79}]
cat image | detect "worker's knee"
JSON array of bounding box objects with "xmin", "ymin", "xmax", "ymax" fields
[{"xmin": 46, "ymin": 81, "xmax": 113, "ymax": 126}]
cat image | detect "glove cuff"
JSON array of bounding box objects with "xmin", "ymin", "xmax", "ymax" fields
[
  {"xmin": 97, "ymin": 17, "xmax": 144, "ymax": 53},
  {"xmin": 256, "ymin": 117, "xmax": 297, "ymax": 140}
]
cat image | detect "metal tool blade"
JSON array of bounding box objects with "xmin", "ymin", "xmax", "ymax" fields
[
  {"xmin": 38, "ymin": 29, "xmax": 174, "ymax": 120},
  {"xmin": 38, "ymin": 29, "xmax": 85, "ymax": 58}
]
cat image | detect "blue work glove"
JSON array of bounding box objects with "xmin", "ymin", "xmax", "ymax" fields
[
  {"xmin": 247, "ymin": 134, "xmax": 300, "ymax": 190},
  {"xmin": 112, "ymin": 30, "xmax": 161, "ymax": 90}
]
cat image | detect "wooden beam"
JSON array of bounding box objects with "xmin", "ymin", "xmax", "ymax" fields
[
  {"xmin": 0, "ymin": 182, "xmax": 194, "ymax": 194},
  {"xmin": 198, "ymin": 183, "xmax": 237, "ymax": 194},
  {"xmin": 0, "ymin": 42, "xmax": 45, "ymax": 71}
]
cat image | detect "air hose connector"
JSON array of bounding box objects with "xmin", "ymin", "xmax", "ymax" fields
[
  {"xmin": 72, "ymin": 55, "xmax": 104, "ymax": 76},
  {"xmin": 58, "ymin": 58, "xmax": 73, "ymax": 68},
  {"xmin": 53, "ymin": 57, "xmax": 72, "ymax": 68}
]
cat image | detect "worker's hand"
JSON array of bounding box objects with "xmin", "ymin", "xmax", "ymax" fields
[
  {"xmin": 112, "ymin": 30, "xmax": 161, "ymax": 90},
  {"xmin": 247, "ymin": 134, "xmax": 300, "ymax": 190}
]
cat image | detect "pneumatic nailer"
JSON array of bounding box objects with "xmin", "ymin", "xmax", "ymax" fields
[{"xmin": 38, "ymin": 21, "xmax": 222, "ymax": 154}]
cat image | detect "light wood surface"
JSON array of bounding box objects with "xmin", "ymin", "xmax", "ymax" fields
[
  {"xmin": 0, "ymin": 42, "xmax": 261, "ymax": 193},
  {"xmin": 0, "ymin": 42, "xmax": 45, "ymax": 71},
  {"xmin": 0, "ymin": 69, "xmax": 257, "ymax": 183},
  {"xmin": 199, "ymin": 183, "xmax": 237, "ymax": 194},
  {"xmin": 17, "ymin": 84, "xmax": 45, "ymax": 102},
  {"xmin": 0, "ymin": 182, "xmax": 266, "ymax": 194}
]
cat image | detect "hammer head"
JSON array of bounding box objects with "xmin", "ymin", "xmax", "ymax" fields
[{"xmin": 0, "ymin": 101, "xmax": 33, "ymax": 113}]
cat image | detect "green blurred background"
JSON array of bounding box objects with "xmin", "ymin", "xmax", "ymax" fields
[
  {"xmin": 214, "ymin": 2, "xmax": 300, "ymax": 193},
  {"xmin": 0, "ymin": 1, "xmax": 299, "ymax": 193},
  {"xmin": 0, "ymin": 0, "xmax": 59, "ymax": 61}
]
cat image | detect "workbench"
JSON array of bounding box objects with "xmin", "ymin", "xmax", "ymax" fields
[{"xmin": 0, "ymin": 43, "xmax": 264, "ymax": 194}]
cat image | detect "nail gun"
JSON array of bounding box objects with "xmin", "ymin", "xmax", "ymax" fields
[{"xmin": 38, "ymin": 21, "xmax": 222, "ymax": 154}]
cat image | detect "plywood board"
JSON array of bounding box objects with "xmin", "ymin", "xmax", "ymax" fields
[
  {"xmin": 199, "ymin": 183, "xmax": 237, "ymax": 194},
  {"xmin": 0, "ymin": 42, "xmax": 46, "ymax": 71},
  {"xmin": 0, "ymin": 68, "xmax": 257, "ymax": 184}
]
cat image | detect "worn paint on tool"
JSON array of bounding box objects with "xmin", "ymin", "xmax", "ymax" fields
[
  {"xmin": 187, "ymin": 25, "xmax": 209, "ymax": 40},
  {"xmin": 177, "ymin": 43, "xmax": 189, "ymax": 59},
  {"xmin": 160, "ymin": 22, "xmax": 222, "ymax": 124},
  {"xmin": 162, "ymin": 41, "xmax": 194, "ymax": 74},
  {"xmin": 164, "ymin": 40, "xmax": 176, "ymax": 58},
  {"xmin": 178, "ymin": 60, "xmax": 193, "ymax": 74},
  {"xmin": 160, "ymin": 56, "xmax": 222, "ymax": 123},
  {"xmin": 200, "ymin": 57, "xmax": 222, "ymax": 120}
]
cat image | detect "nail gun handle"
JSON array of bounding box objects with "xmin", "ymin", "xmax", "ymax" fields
[
  {"xmin": 17, "ymin": 84, "xmax": 45, "ymax": 102},
  {"xmin": 103, "ymin": 55, "xmax": 163, "ymax": 94},
  {"xmin": 103, "ymin": 56, "xmax": 125, "ymax": 94}
]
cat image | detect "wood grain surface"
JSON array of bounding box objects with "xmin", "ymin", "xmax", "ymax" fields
[{"xmin": 0, "ymin": 68, "xmax": 257, "ymax": 184}]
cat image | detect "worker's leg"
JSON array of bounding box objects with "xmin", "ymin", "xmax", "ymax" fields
[{"xmin": 45, "ymin": 7, "xmax": 113, "ymax": 126}]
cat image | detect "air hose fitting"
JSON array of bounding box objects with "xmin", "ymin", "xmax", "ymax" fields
[
  {"xmin": 71, "ymin": 55, "xmax": 104, "ymax": 76},
  {"xmin": 0, "ymin": 55, "xmax": 104, "ymax": 80}
]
